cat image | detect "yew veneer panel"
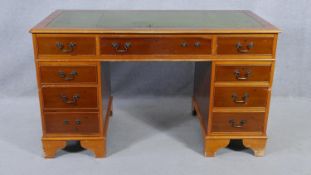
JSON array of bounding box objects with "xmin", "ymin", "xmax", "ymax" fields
[
  {"xmin": 42, "ymin": 87, "xmax": 98, "ymax": 110},
  {"xmin": 40, "ymin": 65, "xmax": 98, "ymax": 84},
  {"xmin": 44, "ymin": 112, "xmax": 100, "ymax": 136},
  {"xmin": 211, "ymin": 112, "xmax": 265, "ymax": 134},
  {"xmin": 215, "ymin": 64, "xmax": 272, "ymax": 82},
  {"xmin": 214, "ymin": 87, "xmax": 269, "ymax": 107},
  {"xmin": 217, "ymin": 37, "xmax": 274, "ymax": 55},
  {"xmin": 36, "ymin": 36, "xmax": 96, "ymax": 55},
  {"xmin": 100, "ymin": 36, "xmax": 212, "ymax": 55}
]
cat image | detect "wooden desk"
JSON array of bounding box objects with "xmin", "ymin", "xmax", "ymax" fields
[{"xmin": 30, "ymin": 10, "xmax": 280, "ymax": 158}]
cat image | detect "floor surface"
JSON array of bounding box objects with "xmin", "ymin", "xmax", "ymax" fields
[{"xmin": 0, "ymin": 96, "xmax": 310, "ymax": 175}]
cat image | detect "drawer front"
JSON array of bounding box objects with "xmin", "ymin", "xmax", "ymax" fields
[
  {"xmin": 214, "ymin": 87, "xmax": 268, "ymax": 107},
  {"xmin": 217, "ymin": 37, "xmax": 274, "ymax": 55},
  {"xmin": 211, "ymin": 112, "xmax": 265, "ymax": 133},
  {"xmin": 40, "ymin": 65, "xmax": 98, "ymax": 84},
  {"xmin": 215, "ymin": 64, "xmax": 271, "ymax": 82},
  {"xmin": 37, "ymin": 36, "xmax": 96, "ymax": 55},
  {"xmin": 44, "ymin": 112, "xmax": 99, "ymax": 135},
  {"xmin": 42, "ymin": 87, "xmax": 98, "ymax": 110},
  {"xmin": 100, "ymin": 36, "xmax": 212, "ymax": 55}
]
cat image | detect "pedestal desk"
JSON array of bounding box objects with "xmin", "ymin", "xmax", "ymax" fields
[{"xmin": 30, "ymin": 10, "xmax": 280, "ymax": 158}]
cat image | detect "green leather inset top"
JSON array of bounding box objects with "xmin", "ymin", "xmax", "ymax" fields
[{"xmin": 46, "ymin": 10, "xmax": 265, "ymax": 29}]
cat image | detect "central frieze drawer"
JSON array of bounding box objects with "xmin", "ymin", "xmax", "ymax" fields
[
  {"xmin": 36, "ymin": 36, "xmax": 96, "ymax": 55},
  {"xmin": 44, "ymin": 112, "xmax": 100, "ymax": 136},
  {"xmin": 214, "ymin": 87, "xmax": 268, "ymax": 107},
  {"xmin": 100, "ymin": 36, "xmax": 212, "ymax": 55},
  {"xmin": 42, "ymin": 87, "xmax": 98, "ymax": 110}
]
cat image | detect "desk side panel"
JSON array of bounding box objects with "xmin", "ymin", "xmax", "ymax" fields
[
  {"xmin": 193, "ymin": 62, "xmax": 212, "ymax": 132},
  {"xmin": 100, "ymin": 62, "xmax": 112, "ymax": 136}
]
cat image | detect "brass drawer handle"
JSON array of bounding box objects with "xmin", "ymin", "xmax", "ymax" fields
[
  {"xmin": 232, "ymin": 93, "xmax": 249, "ymax": 104},
  {"xmin": 180, "ymin": 42, "xmax": 188, "ymax": 47},
  {"xmin": 60, "ymin": 94, "xmax": 80, "ymax": 104},
  {"xmin": 181, "ymin": 41, "xmax": 201, "ymax": 48},
  {"xmin": 229, "ymin": 119, "xmax": 247, "ymax": 128},
  {"xmin": 75, "ymin": 119, "xmax": 81, "ymax": 125},
  {"xmin": 58, "ymin": 70, "xmax": 78, "ymax": 81},
  {"xmin": 55, "ymin": 42, "xmax": 76, "ymax": 53},
  {"xmin": 63, "ymin": 119, "xmax": 81, "ymax": 126},
  {"xmin": 234, "ymin": 69, "xmax": 251, "ymax": 80},
  {"xmin": 112, "ymin": 42, "xmax": 131, "ymax": 53},
  {"xmin": 63, "ymin": 120, "xmax": 69, "ymax": 125},
  {"xmin": 194, "ymin": 41, "xmax": 201, "ymax": 48},
  {"xmin": 236, "ymin": 42, "xmax": 254, "ymax": 53}
]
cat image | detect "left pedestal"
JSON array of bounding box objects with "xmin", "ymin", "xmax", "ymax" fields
[{"xmin": 33, "ymin": 40, "xmax": 112, "ymax": 158}]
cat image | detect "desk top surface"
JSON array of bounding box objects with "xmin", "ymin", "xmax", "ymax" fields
[{"xmin": 31, "ymin": 10, "xmax": 280, "ymax": 34}]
